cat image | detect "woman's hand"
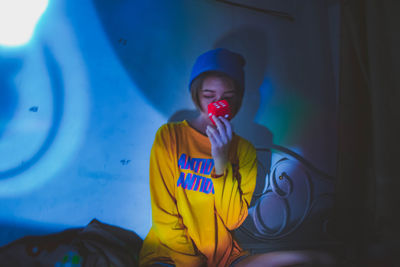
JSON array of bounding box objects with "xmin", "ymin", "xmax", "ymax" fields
[{"xmin": 206, "ymin": 115, "xmax": 233, "ymax": 175}]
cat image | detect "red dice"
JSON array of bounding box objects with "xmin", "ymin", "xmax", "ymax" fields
[{"xmin": 207, "ymin": 100, "xmax": 232, "ymax": 125}]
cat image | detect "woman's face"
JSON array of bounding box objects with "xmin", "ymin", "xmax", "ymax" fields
[{"xmin": 198, "ymin": 75, "xmax": 240, "ymax": 122}]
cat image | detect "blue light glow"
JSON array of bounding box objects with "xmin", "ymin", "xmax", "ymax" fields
[
  {"xmin": 0, "ymin": 16, "xmax": 90, "ymax": 196},
  {"xmin": 0, "ymin": 0, "xmax": 49, "ymax": 47}
]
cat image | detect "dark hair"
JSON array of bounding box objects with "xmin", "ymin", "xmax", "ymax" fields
[{"xmin": 190, "ymin": 71, "xmax": 244, "ymax": 116}]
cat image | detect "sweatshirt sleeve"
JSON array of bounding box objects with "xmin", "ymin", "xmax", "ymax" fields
[
  {"xmin": 149, "ymin": 124, "xmax": 197, "ymax": 256},
  {"xmin": 212, "ymin": 138, "xmax": 257, "ymax": 230}
]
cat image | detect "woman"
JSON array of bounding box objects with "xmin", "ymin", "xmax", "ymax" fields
[{"xmin": 139, "ymin": 48, "xmax": 257, "ymax": 267}]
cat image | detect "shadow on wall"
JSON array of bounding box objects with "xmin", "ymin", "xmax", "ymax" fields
[
  {"xmin": 0, "ymin": 58, "xmax": 20, "ymax": 139},
  {"xmin": 0, "ymin": 46, "xmax": 64, "ymax": 179},
  {"xmin": 92, "ymin": 0, "xmax": 195, "ymax": 116},
  {"xmin": 169, "ymin": 27, "xmax": 273, "ymax": 201}
]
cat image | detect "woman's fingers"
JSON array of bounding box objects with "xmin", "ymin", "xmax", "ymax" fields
[
  {"xmin": 207, "ymin": 117, "xmax": 232, "ymax": 174},
  {"xmin": 206, "ymin": 126, "xmax": 223, "ymax": 147},
  {"xmin": 212, "ymin": 116, "xmax": 231, "ymax": 143},
  {"xmin": 218, "ymin": 116, "xmax": 233, "ymax": 140}
]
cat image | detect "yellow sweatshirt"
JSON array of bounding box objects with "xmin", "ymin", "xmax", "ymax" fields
[{"xmin": 139, "ymin": 120, "xmax": 257, "ymax": 267}]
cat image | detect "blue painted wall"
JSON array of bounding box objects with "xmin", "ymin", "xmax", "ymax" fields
[{"xmin": 0, "ymin": 0, "xmax": 339, "ymax": 246}]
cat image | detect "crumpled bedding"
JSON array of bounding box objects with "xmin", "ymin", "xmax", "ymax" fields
[{"xmin": 0, "ymin": 218, "xmax": 143, "ymax": 267}]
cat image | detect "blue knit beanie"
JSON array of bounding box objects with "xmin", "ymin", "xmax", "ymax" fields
[{"xmin": 189, "ymin": 48, "xmax": 245, "ymax": 91}]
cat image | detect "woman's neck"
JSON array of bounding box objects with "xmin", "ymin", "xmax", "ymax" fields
[{"xmin": 188, "ymin": 115, "xmax": 211, "ymax": 135}]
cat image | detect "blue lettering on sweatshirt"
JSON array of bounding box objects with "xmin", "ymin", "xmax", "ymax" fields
[
  {"xmin": 177, "ymin": 172, "xmax": 215, "ymax": 194},
  {"xmin": 178, "ymin": 154, "xmax": 214, "ymax": 175},
  {"xmin": 177, "ymin": 154, "xmax": 216, "ymax": 194}
]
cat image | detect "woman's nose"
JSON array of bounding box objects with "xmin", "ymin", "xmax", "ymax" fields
[{"xmin": 215, "ymin": 95, "xmax": 224, "ymax": 102}]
